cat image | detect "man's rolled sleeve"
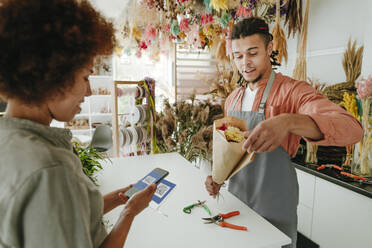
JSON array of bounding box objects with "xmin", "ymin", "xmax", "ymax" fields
[
  {"xmin": 305, "ymin": 112, "xmax": 362, "ymax": 146},
  {"xmin": 293, "ymin": 82, "xmax": 363, "ymax": 146}
]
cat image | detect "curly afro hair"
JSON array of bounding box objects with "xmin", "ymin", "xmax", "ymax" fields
[{"xmin": 0, "ymin": 0, "xmax": 115, "ymax": 104}]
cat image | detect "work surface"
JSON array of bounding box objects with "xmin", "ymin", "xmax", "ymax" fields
[{"xmin": 97, "ymin": 153, "xmax": 290, "ymax": 248}]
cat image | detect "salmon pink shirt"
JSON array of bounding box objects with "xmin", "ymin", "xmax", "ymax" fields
[{"xmin": 224, "ymin": 72, "xmax": 363, "ymax": 157}]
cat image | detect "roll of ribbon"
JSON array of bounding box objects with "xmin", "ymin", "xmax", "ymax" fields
[
  {"xmin": 127, "ymin": 127, "xmax": 138, "ymax": 145},
  {"xmin": 135, "ymin": 126, "xmax": 143, "ymax": 144},
  {"xmin": 136, "ymin": 85, "xmax": 145, "ymax": 99},
  {"xmin": 120, "ymin": 128, "xmax": 127, "ymax": 147},
  {"xmin": 128, "ymin": 105, "xmax": 141, "ymax": 125},
  {"xmin": 128, "ymin": 105, "xmax": 148, "ymax": 125}
]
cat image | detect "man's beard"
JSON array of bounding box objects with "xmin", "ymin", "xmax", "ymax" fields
[{"xmin": 247, "ymin": 74, "xmax": 262, "ymax": 84}]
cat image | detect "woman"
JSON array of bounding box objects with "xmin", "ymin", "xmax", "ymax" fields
[{"xmin": 0, "ymin": 0, "xmax": 156, "ymax": 247}]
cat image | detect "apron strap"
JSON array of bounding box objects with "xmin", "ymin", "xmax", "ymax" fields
[
  {"xmin": 230, "ymin": 70, "xmax": 276, "ymax": 113},
  {"xmin": 230, "ymin": 90, "xmax": 243, "ymax": 111},
  {"xmin": 258, "ymin": 70, "xmax": 276, "ymax": 114}
]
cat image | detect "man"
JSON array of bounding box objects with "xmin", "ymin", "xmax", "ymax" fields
[{"xmin": 205, "ymin": 17, "xmax": 362, "ymax": 248}]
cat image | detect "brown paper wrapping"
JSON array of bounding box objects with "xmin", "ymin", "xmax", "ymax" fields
[{"xmin": 212, "ymin": 116, "xmax": 255, "ymax": 184}]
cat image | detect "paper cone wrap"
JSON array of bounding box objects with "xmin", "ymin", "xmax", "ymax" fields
[{"xmin": 212, "ymin": 116, "xmax": 255, "ymax": 184}]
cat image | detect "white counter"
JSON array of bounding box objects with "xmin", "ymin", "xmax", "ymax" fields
[{"xmin": 96, "ymin": 152, "xmax": 290, "ymax": 248}]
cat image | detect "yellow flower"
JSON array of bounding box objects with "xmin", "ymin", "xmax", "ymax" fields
[
  {"xmin": 114, "ymin": 46, "xmax": 123, "ymax": 55},
  {"xmin": 208, "ymin": 39, "xmax": 213, "ymax": 47},
  {"xmin": 225, "ymin": 126, "xmax": 244, "ymax": 143},
  {"xmin": 199, "ymin": 31, "xmax": 206, "ymax": 43},
  {"xmin": 342, "ymin": 92, "xmax": 360, "ymax": 121},
  {"xmin": 210, "ymin": 0, "xmax": 228, "ymax": 12},
  {"xmin": 131, "ymin": 22, "xmax": 142, "ymax": 41},
  {"xmin": 178, "ymin": 31, "xmax": 186, "ymax": 40}
]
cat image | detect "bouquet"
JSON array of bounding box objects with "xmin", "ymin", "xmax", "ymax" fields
[{"xmin": 212, "ymin": 116, "xmax": 255, "ymax": 184}]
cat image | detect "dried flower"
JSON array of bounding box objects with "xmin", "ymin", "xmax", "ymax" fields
[
  {"xmin": 209, "ymin": 0, "xmax": 228, "ymax": 12},
  {"xmin": 170, "ymin": 19, "xmax": 181, "ymax": 36},
  {"xmin": 186, "ymin": 23, "xmax": 201, "ymax": 48},
  {"xmin": 144, "ymin": 24, "xmax": 157, "ymax": 43},
  {"xmin": 161, "ymin": 23, "xmax": 171, "ymax": 33},
  {"xmin": 219, "ymin": 12, "xmax": 231, "ymax": 29},
  {"xmin": 178, "ymin": 31, "xmax": 187, "ymax": 40},
  {"xmin": 236, "ymin": 5, "xmax": 252, "ymax": 19},
  {"xmin": 131, "ymin": 23, "xmax": 142, "ymax": 41},
  {"xmin": 204, "ymin": 0, "xmax": 212, "ymax": 13},
  {"xmin": 165, "ymin": 137, "xmax": 177, "ymax": 150},
  {"xmin": 200, "ymin": 13, "xmax": 213, "ymax": 26},
  {"xmin": 179, "ymin": 18, "xmax": 190, "ymax": 33},
  {"xmin": 139, "ymin": 41, "xmax": 148, "ymax": 50},
  {"xmin": 156, "ymin": 98, "xmax": 223, "ymax": 162},
  {"xmin": 200, "ymin": 106, "xmax": 210, "ymax": 124},
  {"xmin": 135, "ymin": 49, "xmax": 142, "ymax": 58},
  {"xmin": 356, "ymin": 76, "xmax": 372, "ymax": 100},
  {"xmin": 141, "ymin": 0, "xmax": 156, "ymax": 9}
]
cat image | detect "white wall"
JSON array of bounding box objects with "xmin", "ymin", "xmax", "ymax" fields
[{"xmin": 279, "ymin": 0, "xmax": 372, "ymax": 85}]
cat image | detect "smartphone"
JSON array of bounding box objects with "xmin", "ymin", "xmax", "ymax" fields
[{"xmin": 125, "ymin": 168, "xmax": 169, "ymax": 198}]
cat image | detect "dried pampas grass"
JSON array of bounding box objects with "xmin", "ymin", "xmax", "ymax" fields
[
  {"xmin": 215, "ymin": 39, "xmax": 229, "ymax": 62},
  {"xmin": 292, "ymin": 0, "xmax": 309, "ymax": 81},
  {"xmin": 227, "ymin": 0, "xmax": 241, "ymax": 9},
  {"xmin": 343, "ymin": 39, "xmax": 364, "ymax": 84},
  {"xmin": 200, "ymin": 62, "xmax": 239, "ymax": 115},
  {"xmin": 285, "ymin": 0, "xmax": 303, "ymax": 38},
  {"xmin": 272, "ymin": 0, "xmax": 288, "ymax": 64},
  {"xmin": 272, "ymin": 25, "xmax": 288, "ymax": 64},
  {"xmin": 323, "ymin": 38, "xmax": 364, "ymax": 104},
  {"xmin": 292, "ymin": 56, "xmax": 307, "ymax": 81}
]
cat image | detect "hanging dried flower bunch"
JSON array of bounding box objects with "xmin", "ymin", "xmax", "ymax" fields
[
  {"xmin": 209, "ymin": 0, "xmax": 228, "ymax": 12},
  {"xmin": 118, "ymin": 0, "xmax": 300, "ymax": 62},
  {"xmin": 284, "ymin": 0, "xmax": 303, "ymax": 38},
  {"xmin": 292, "ymin": 0, "xmax": 309, "ymax": 81},
  {"xmin": 272, "ymin": 0, "xmax": 288, "ymax": 64}
]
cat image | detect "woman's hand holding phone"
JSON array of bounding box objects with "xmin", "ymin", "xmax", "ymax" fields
[{"xmin": 119, "ymin": 184, "xmax": 157, "ymax": 217}]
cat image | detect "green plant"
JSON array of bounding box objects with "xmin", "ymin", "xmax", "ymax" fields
[{"xmin": 73, "ymin": 141, "xmax": 111, "ymax": 184}]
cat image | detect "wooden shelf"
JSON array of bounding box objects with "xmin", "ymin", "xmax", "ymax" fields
[{"xmin": 112, "ymin": 80, "xmax": 154, "ymax": 157}]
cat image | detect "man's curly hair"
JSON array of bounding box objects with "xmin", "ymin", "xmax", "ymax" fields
[{"xmin": 0, "ymin": 0, "xmax": 115, "ymax": 104}]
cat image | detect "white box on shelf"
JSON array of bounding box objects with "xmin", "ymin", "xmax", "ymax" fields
[{"xmin": 66, "ymin": 75, "xmax": 113, "ymax": 140}]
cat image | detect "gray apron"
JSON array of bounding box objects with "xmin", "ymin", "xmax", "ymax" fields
[{"xmin": 228, "ymin": 71, "xmax": 299, "ymax": 248}]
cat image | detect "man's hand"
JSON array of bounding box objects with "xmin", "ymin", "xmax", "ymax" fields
[
  {"xmin": 243, "ymin": 114, "xmax": 290, "ymax": 153},
  {"xmin": 243, "ymin": 113, "xmax": 324, "ymax": 153},
  {"xmin": 205, "ymin": 176, "xmax": 222, "ymax": 198}
]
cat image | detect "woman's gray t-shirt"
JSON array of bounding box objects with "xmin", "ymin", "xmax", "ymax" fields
[{"xmin": 0, "ymin": 117, "xmax": 107, "ymax": 247}]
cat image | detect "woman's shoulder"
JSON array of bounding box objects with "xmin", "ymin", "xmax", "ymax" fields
[
  {"xmin": 0, "ymin": 126, "xmax": 86, "ymax": 198},
  {"xmin": 1, "ymin": 128, "xmax": 77, "ymax": 168}
]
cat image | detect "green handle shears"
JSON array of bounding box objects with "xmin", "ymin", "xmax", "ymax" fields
[{"xmin": 183, "ymin": 200, "xmax": 212, "ymax": 216}]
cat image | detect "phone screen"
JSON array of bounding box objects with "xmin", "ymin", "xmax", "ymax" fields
[{"xmin": 125, "ymin": 168, "xmax": 169, "ymax": 198}]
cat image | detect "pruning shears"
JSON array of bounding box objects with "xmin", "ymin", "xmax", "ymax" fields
[
  {"xmin": 183, "ymin": 200, "xmax": 212, "ymax": 216},
  {"xmin": 316, "ymin": 164, "xmax": 343, "ymax": 171},
  {"xmin": 339, "ymin": 172, "xmax": 372, "ymax": 185},
  {"xmin": 202, "ymin": 211, "xmax": 247, "ymax": 231}
]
